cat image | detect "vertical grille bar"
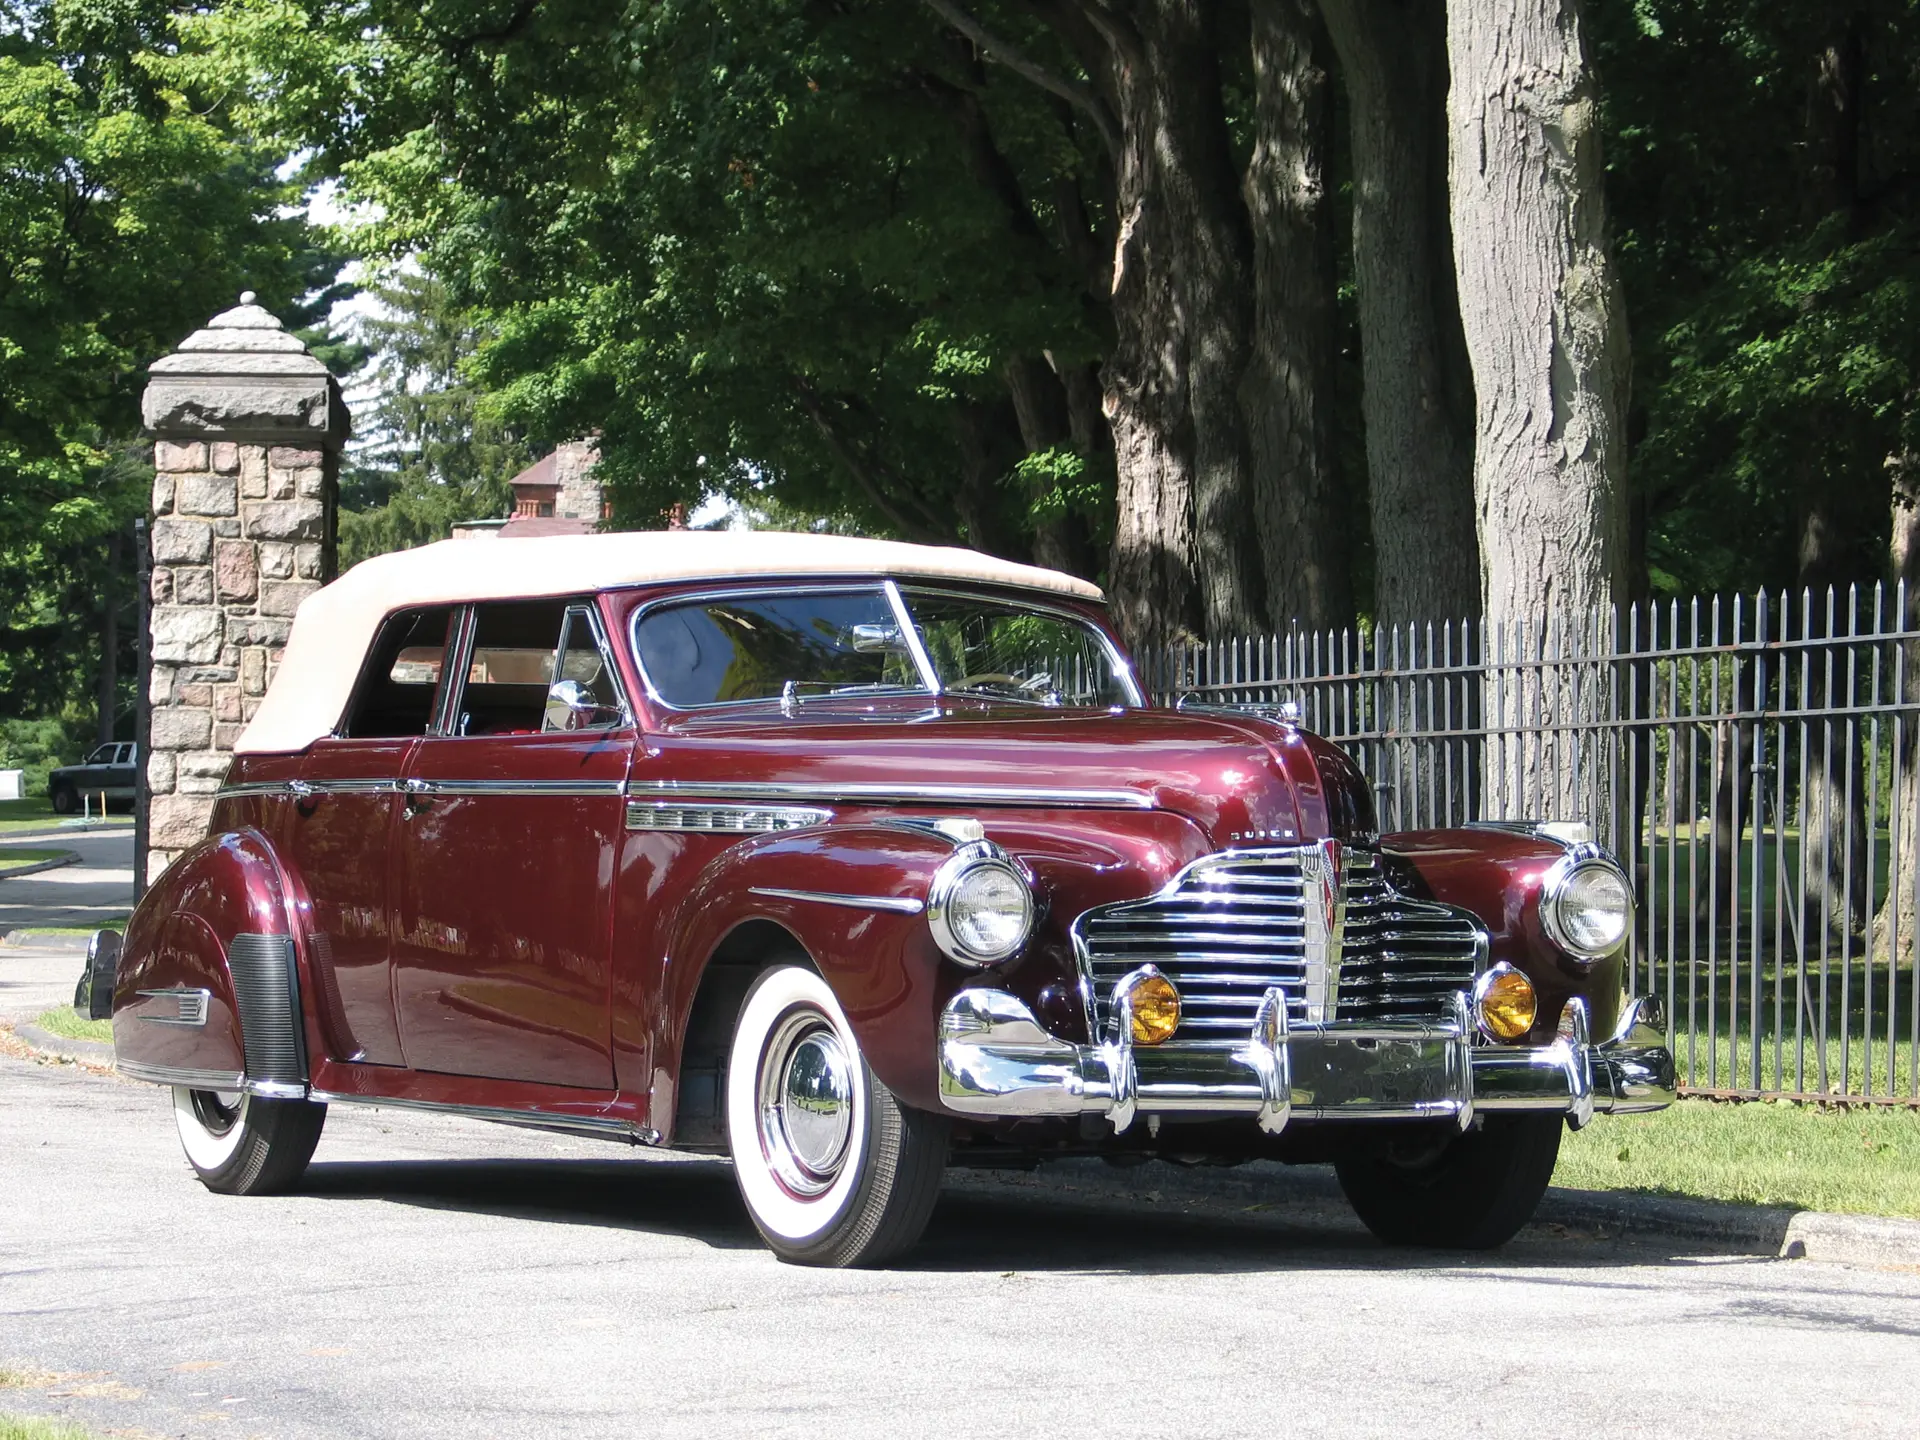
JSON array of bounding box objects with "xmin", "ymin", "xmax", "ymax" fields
[{"xmin": 227, "ymin": 933, "xmax": 307, "ymax": 1086}]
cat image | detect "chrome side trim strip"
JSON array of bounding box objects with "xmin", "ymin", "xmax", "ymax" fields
[
  {"xmin": 117, "ymin": 1060, "xmax": 246, "ymax": 1091},
  {"xmin": 215, "ymin": 779, "xmax": 401, "ymax": 801},
  {"xmin": 136, "ymin": 987, "xmax": 210, "ymax": 1027},
  {"xmin": 634, "ymin": 779, "xmax": 1153, "ymax": 810},
  {"xmin": 308, "ymin": 1088, "xmax": 649, "ymax": 1142},
  {"xmin": 627, "ymin": 801, "xmax": 831, "ymax": 833},
  {"xmin": 420, "ymin": 779, "xmax": 628, "ymax": 798},
  {"xmin": 750, "ymin": 886, "xmax": 927, "ymax": 915}
]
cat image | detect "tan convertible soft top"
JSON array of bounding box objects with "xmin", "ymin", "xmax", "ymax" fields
[{"xmin": 235, "ymin": 531, "xmax": 1106, "ymax": 755}]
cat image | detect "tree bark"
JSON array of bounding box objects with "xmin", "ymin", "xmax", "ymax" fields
[
  {"xmin": 97, "ymin": 525, "xmax": 122, "ymax": 745},
  {"xmin": 1446, "ymin": 0, "xmax": 1627, "ymax": 627},
  {"xmin": 1242, "ymin": 0, "xmax": 1350, "ymax": 632},
  {"xmin": 1448, "ymin": 0, "xmax": 1628, "ymax": 818},
  {"xmin": 1877, "ymin": 427, "xmax": 1920, "ymax": 963},
  {"xmin": 1097, "ymin": 2, "xmax": 1268, "ymax": 646},
  {"xmin": 1319, "ymin": 0, "xmax": 1477, "ymax": 628}
]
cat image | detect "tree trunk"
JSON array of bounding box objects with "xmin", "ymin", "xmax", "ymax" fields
[
  {"xmin": 1796, "ymin": 501, "xmax": 1869, "ymax": 944},
  {"xmin": 1241, "ymin": 0, "xmax": 1349, "ymax": 633},
  {"xmin": 1078, "ymin": 2, "xmax": 1266, "ymax": 646},
  {"xmin": 1319, "ymin": 0, "xmax": 1477, "ymax": 629},
  {"xmin": 1876, "ymin": 428, "xmax": 1920, "ymax": 964},
  {"xmin": 97, "ymin": 526, "xmax": 122, "ymax": 744},
  {"xmin": 1004, "ymin": 354, "xmax": 1098, "ymax": 578},
  {"xmin": 1448, "ymin": 0, "xmax": 1628, "ymax": 818}
]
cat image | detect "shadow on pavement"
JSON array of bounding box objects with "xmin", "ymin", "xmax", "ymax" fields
[{"xmin": 298, "ymin": 1153, "xmax": 1782, "ymax": 1276}]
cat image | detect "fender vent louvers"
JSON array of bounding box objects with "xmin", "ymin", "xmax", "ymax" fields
[{"xmin": 228, "ymin": 933, "xmax": 307, "ymax": 1086}]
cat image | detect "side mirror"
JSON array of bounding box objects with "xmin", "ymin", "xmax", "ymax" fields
[
  {"xmin": 848, "ymin": 622, "xmax": 906, "ymax": 653},
  {"xmin": 74, "ymin": 929, "xmax": 120, "ymax": 1022},
  {"xmin": 544, "ymin": 679, "xmax": 606, "ymax": 732}
]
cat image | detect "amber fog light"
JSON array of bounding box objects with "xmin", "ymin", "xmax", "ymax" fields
[
  {"xmin": 1122, "ymin": 970, "xmax": 1181, "ymax": 1046},
  {"xmin": 1473, "ymin": 963, "xmax": 1537, "ymax": 1042}
]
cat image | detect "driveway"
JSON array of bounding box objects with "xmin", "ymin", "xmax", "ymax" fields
[
  {"xmin": 1, "ymin": 1052, "xmax": 1915, "ymax": 1439},
  {"xmin": 0, "ymin": 827, "xmax": 135, "ymax": 936}
]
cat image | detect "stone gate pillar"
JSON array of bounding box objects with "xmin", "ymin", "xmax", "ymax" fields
[{"xmin": 139, "ymin": 293, "xmax": 348, "ymax": 882}]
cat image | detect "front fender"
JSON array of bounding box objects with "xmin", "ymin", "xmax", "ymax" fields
[
  {"xmin": 1384, "ymin": 827, "xmax": 1625, "ymax": 1042},
  {"xmin": 113, "ymin": 830, "xmax": 307, "ymax": 1092},
  {"xmin": 659, "ymin": 825, "xmax": 964, "ymax": 1112}
]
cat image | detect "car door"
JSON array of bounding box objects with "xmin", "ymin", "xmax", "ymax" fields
[
  {"xmin": 281, "ymin": 604, "xmax": 457, "ymax": 1067},
  {"xmin": 390, "ymin": 597, "xmax": 630, "ymax": 1091},
  {"xmin": 107, "ymin": 744, "xmax": 136, "ymax": 799}
]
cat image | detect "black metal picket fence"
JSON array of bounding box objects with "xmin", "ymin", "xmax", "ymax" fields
[{"xmin": 1138, "ymin": 584, "xmax": 1920, "ymax": 1104}]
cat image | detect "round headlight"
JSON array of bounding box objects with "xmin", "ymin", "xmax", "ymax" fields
[
  {"xmin": 928, "ymin": 850, "xmax": 1034, "ymax": 966},
  {"xmin": 1543, "ymin": 857, "xmax": 1632, "ymax": 960}
]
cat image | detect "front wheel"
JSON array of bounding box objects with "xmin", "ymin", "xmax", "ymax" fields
[
  {"xmin": 172, "ymin": 1088, "xmax": 327, "ymax": 1196},
  {"xmin": 49, "ymin": 786, "xmax": 76, "ymax": 815},
  {"xmin": 1335, "ymin": 1113, "xmax": 1562, "ymax": 1249},
  {"xmin": 726, "ymin": 965, "xmax": 948, "ymax": 1267}
]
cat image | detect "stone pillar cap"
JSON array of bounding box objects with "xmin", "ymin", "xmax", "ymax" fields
[{"xmin": 143, "ymin": 292, "xmax": 349, "ymax": 446}]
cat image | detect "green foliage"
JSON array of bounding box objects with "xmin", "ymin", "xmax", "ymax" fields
[
  {"xmin": 0, "ymin": 0, "xmax": 349, "ymax": 731},
  {"xmin": 1597, "ymin": 0, "xmax": 1920, "ymax": 596},
  {"xmin": 190, "ymin": 0, "xmax": 1112, "ymax": 564},
  {"xmin": 0, "ymin": 714, "xmax": 96, "ymax": 798},
  {"xmin": 337, "ymin": 269, "xmax": 532, "ymax": 566}
]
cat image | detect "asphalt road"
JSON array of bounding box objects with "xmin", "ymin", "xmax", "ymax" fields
[
  {"xmin": 3, "ymin": 1050, "xmax": 1918, "ymax": 1439},
  {"xmin": 0, "ymin": 828, "xmax": 135, "ymax": 934}
]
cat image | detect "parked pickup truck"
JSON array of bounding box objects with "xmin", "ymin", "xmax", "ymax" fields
[{"xmin": 48, "ymin": 742, "xmax": 137, "ymax": 814}]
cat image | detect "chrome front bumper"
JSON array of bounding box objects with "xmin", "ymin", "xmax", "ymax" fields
[{"xmin": 936, "ymin": 987, "xmax": 1675, "ymax": 1136}]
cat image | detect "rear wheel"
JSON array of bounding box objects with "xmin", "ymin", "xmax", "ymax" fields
[
  {"xmin": 171, "ymin": 1087, "xmax": 327, "ymax": 1196},
  {"xmin": 1335, "ymin": 1114, "xmax": 1562, "ymax": 1249},
  {"xmin": 725, "ymin": 965, "xmax": 948, "ymax": 1267}
]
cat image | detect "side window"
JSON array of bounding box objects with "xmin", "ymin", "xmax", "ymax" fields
[
  {"xmin": 86, "ymin": 744, "xmax": 115, "ymax": 765},
  {"xmin": 545, "ymin": 606, "xmax": 624, "ymax": 732},
  {"xmin": 453, "ymin": 599, "xmax": 570, "ymax": 736},
  {"xmin": 341, "ymin": 607, "xmax": 455, "ymax": 738}
]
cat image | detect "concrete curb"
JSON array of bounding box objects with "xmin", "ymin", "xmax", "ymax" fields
[
  {"xmin": 0, "ymin": 930, "xmax": 97, "ymax": 951},
  {"xmin": 953, "ymin": 1155, "xmax": 1920, "ymax": 1270},
  {"xmin": 0, "ymin": 823, "xmax": 132, "ymax": 843},
  {"xmin": 13, "ymin": 1020, "xmax": 115, "ymax": 1067},
  {"xmin": 0, "ymin": 848, "xmax": 79, "ymax": 880}
]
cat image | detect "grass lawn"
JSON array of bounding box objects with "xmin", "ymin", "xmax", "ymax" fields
[
  {"xmin": 28, "ymin": 1009, "xmax": 111, "ymax": 1045},
  {"xmin": 0, "ymin": 1417, "xmax": 96, "ymax": 1440},
  {"xmin": 0, "ymin": 798, "xmax": 129, "ymax": 834},
  {"xmin": 1554, "ymin": 1095, "xmax": 1920, "ymax": 1218},
  {"xmin": 0, "ymin": 849, "xmax": 67, "ymax": 874}
]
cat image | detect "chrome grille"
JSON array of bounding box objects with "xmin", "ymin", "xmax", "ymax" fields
[
  {"xmin": 1334, "ymin": 849, "xmax": 1486, "ymax": 1023},
  {"xmin": 1073, "ymin": 846, "xmax": 1484, "ymax": 1033}
]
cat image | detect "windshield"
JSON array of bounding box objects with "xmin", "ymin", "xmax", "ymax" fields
[
  {"xmin": 900, "ymin": 590, "xmax": 1137, "ymax": 707},
  {"xmin": 633, "ymin": 585, "xmax": 1137, "ymax": 711}
]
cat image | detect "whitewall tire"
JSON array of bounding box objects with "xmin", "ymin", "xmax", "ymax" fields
[
  {"xmin": 172, "ymin": 1087, "xmax": 328, "ymax": 1196},
  {"xmin": 725, "ymin": 965, "xmax": 948, "ymax": 1267}
]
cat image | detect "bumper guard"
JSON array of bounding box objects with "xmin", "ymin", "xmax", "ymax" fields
[{"xmin": 937, "ymin": 986, "xmax": 1675, "ymax": 1136}]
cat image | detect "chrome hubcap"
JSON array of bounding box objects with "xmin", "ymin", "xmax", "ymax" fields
[
  {"xmin": 757, "ymin": 1012, "xmax": 854, "ymax": 1197},
  {"xmin": 191, "ymin": 1090, "xmax": 244, "ymax": 1137}
]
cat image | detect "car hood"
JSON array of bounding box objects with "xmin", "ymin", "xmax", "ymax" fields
[{"xmin": 642, "ymin": 703, "xmax": 1375, "ymax": 849}]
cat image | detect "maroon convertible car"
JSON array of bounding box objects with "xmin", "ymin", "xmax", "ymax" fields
[{"xmin": 99, "ymin": 532, "xmax": 1673, "ymax": 1266}]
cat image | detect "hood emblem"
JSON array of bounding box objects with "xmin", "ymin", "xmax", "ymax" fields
[{"xmin": 1298, "ymin": 838, "xmax": 1345, "ymax": 1024}]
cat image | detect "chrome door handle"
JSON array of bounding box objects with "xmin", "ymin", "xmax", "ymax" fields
[{"xmin": 403, "ymin": 777, "xmax": 436, "ymax": 816}]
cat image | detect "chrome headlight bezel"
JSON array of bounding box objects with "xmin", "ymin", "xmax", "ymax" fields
[
  {"xmin": 1541, "ymin": 851, "xmax": 1634, "ymax": 962},
  {"xmin": 927, "ymin": 844, "xmax": 1035, "ymax": 967}
]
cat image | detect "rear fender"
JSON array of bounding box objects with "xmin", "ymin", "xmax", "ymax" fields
[
  {"xmin": 113, "ymin": 830, "xmax": 310, "ymax": 1096},
  {"xmin": 658, "ymin": 825, "xmax": 971, "ymax": 1114}
]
